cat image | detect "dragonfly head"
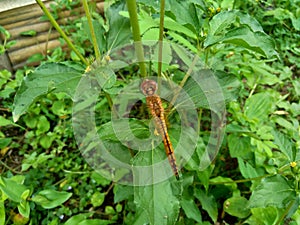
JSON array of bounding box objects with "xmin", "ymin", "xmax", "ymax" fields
[{"xmin": 140, "ymin": 79, "xmax": 158, "ymax": 96}]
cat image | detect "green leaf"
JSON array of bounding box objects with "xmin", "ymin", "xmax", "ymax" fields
[
  {"xmin": 168, "ymin": 31, "xmax": 197, "ymax": 53},
  {"xmin": 246, "ymin": 207, "xmax": 281, "ymax": 225},
  {"xmin": 272, "ymin": 130, "xmax": 294, "ymax": 161},
  {"xmin": 228, "ymin": 134, "xmax": 252, "ymax": 159},
  {"xmin": 21, "ymin": 152, "xmax": 53, "ymax": 171},
  {"xmin": 98, "ymin": 119, "xmax": 150, "ymax": 142},
  {"xmin": 224, "ymin": 196, "xmax": 250, "ymax": 218},
  {"xmin": 167, "ymin": 0, "xmax": 201, "ymax": 32},
  {"xmin": 134, "ymin": 180, "xmax": 180, "ymax": 225},
  {"xmin": 0, "ymin": 116, "xmax": 24, "ymax": 129},
  {"xmin": 0, "ymin": 202, "xmax": 5, "ymax": 225},
  {"xmin": 17, "ymin": 200, "xmax": 30, "ymax": 218},
  {"xmin": 205, "ymin": 11, "xmax": 277, "ymax": 58},
  {"xmin": 181, "ymin": 198, "xmax": 202, "ymax": 223},
  {"xmin": 36, "ymin": 115, "xmax": 50, "ymax": 133},
  {"xmin": 237, "ymin": 158, "xmax": 261, "ymax": 179},
  {"xmin": 20, "ymin": 30, "xmax": 37, "ymax": 36},
  {"xmin": 106, "ymin": 2, "xmax": 131, "ymax": 50},
  {"xmin": 13, "ymin": 63, "xmax": 83, "ymax": 122},
  {"xmin": 222, "ymin": 26, "xmax": 278, "ymax": 58},
  {"xmin": 113, "ymin": 185, "xmax": 133, "ymax": 203},
  {"xmin": 244, "ymin": 92, "xmax": 275, "ymax": 122},
  {"xmin": 0, "ymin": 176, "xmax": 28, "ymax": 203},
  {"xmin": 78, "ymin": 220, "xmax": 115, "ymax": 225},
  {"xmin": 248, "ymin": 174, "xmax": 296, "ymax": 208},
  {"xmin": 184, "ymin": 69, "xmax": 240, "ymax": 109},
  {"xmin": 87, "ymin": 65, "xmax": 116, "ymax": 91},
  {"xmin": 64, "ymin": 213, "xmax": 93, "ymax": 225},
  {"xmin": 82, "ymin": 19, "xmax": 106, "ymax": 55},
  {"xmin": 206, "ymin": 11, "xmax": 237, "ymax": 40},
  {"xmin": 194, "ymin": 189, "xmax": 218, "ymax": 222},
  {"xmin": 164, "ymin": 17, "xmax": 197, "ymax": 39},
  {"xmin": 91, "ymin": 191, "xmax": 105, "ymax": 207},
  {"xmin": 32, "ymin": 189, "xmax": 72, "ymax": 209}
]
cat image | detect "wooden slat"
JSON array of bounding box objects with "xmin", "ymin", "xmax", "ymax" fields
[
  {"xmin": 9, "ymin": 39, "xmax": 61, "ymax": 65},
  {"xmin": 0, "ymin": 0, "xmax": 47, "ymax": 13},
  {"xmin": 0, "ymin": 0, "xmax": 104, "ymax": 72}
]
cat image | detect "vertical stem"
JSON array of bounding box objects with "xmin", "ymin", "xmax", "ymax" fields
[
  {"xmin": 157, "ymin": 0, "xmax": 165, "ymax": 78},
  {"xmin": 126, "ymin": 0, "xmax": 147, "ymax": 77},
  {"xmin": 35, "ymin": 0, "xmax": 89, "ymax": 66},
  {"xmin": 82, "ymin": 0, "xmax": 101, "ymax": 60}
]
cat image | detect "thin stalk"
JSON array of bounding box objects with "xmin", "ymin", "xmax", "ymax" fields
[
  {"xmin": 36, "ymin": 0, "xmax": 89, "ymax": 66},
  {"xmin": 126, "ymin": 0, "xmax": 147, "ymax": 77},
  {"xmin": 157, "ymin": 0, "xmax": 165, "ymax": 78},
  {"xmin": 82, "ymin": 0, "xmax": 101, "ymax": 60}
]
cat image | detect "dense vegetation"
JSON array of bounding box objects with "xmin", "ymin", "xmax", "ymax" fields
[{"xmin": 0, "ymin": 0, "xmax": 299, "ymax": 224}]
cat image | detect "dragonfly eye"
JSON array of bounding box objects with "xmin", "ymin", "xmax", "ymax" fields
[{"xmin": 140, "ymin": 79, "xmax": 158, "ymax": 96}]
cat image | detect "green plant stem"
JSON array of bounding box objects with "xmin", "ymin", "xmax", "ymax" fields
[
  {"xmin": 82, "ymin": 0, "xmax": 101, "ymax": 60},
  {"xmin": 126, "ymin": 0, "xmax": 147, "ymax": 77},
  {"xmin": 157, "ymin": 0, "xmax": 165, "ymax": 78},
  {"xmin": 0, "ymin": 160, "xmax": 22, "ymax": 174},
  {"xmin": 35, "ymin": 0, "xmax": 89, "ymax": 66}
]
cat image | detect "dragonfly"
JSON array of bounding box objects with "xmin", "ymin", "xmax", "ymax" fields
[{"xmin": 140, "ymin": 79, "xmax": 179, "ymax": 180}]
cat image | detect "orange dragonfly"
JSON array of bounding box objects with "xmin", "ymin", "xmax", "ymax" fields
[{"xmin": 140, "ymin": 79, "xmax": 179, "ymax": 180}]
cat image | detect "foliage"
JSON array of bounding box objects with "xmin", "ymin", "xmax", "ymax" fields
[{"xmin": 0, "ymin": 0, "xmax": 299, "ymax": 224}]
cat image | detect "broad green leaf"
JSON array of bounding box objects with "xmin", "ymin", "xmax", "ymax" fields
[
  {"xmin": 167, "ymin": 0, "xmax": 202, "ymax": 32},
  {"xmin": 21, "ymin": 152, "xmax": 53, "ymax": 171},
  {"xmin": 13, "ymin": 63, "xmax": 83, "ymax": 122},
  {"xmin": 206, "ymin": 11, "xmax": 237, "ymax": 39},
  {"xmin": 82, "ymin": 19, "xmax": 106, "ymax": 55},
  {"xmin": 184, "ymin": 70, "xmax": 240, "ymax": 109},
  {"xmin": 194, "ymin": 189, "xmax": 218, "ymax": 222},
  {"xmin": 87, "ymin": 65, "xmax": 116, "ymax": 91},
  {"xmin": 98, "ymin": 119, "xmax": 150, "ymax": 142},
  {"xmin": 227, "ymin": 134, "xmax": 253, "ymax": 159},
  {"xmin": 32, "ymin": 189, "xmax": 72, "ymax": 209},
  {"xmin": 91, "ymin": 172, "xmax": 111, "ymax": 187},
  {"xmin": 272, "ymin": 130, "xmax": 294, "ymax": 161},
  {"xmin": 210, "ymin": 176, "xmax": 238, "ymax": 191},
  {"xmin": 244, "ymin": 92, "xmax": 275, "ymax": 122},
  {"xmin": 222, "ymin": 26, "xmax": 277, "ymax": 58},
  {"xmin": 106, "ymin": 2, "xmax": 131, "ymax": 50},
  {"xmin": 164, "ymin": 17, "xmax": 197, "ymax": 39},
  {"xmin": 0, "ymin": 116, "xmax": 24, "ymax": 129},
  {"xmin": 237, "ymin": 12, "xmax": 264, "ymax": 32},
  {"xmin": 91, "ymin": 191, "xmax": 105, "ymax": 207},
  {"xmin": 246, "ymin": 207, "xmax": 282, "ymax": 225},
  {"xmin": 273, "ymin": 116, "xmax": 298, "ymax": 132},
  {"xmin": 78, "ymin": 220, "xmax": 115, "ymax": 225},
  {"xmin": 137, "ymin": 0, "xmax": 172, "ymax": 11},
  {"xmin": 134, "ymin": 180, "xmax": 180, "ymax": 225},
  {"xmin": 17, "ymin": 200, "xmax": 30, "ymax": 218},
  {"xmin": 113, "ymin": 185, "xmax": 133, "ymax": 203},
  {"xmin": 224, "ymin": 196, "xmax": 250, "ymax": 218},
  {"xmin": 168, "ymin": 31, "xmax": 197, "ymax": 53},
  {"xmin": 0, "ymin": 202, "xmax": 5, "ymax": 225},
  {"xmin": 64, "ymin": 213, "xmax": 93, "ymax": 225},
  {"xmin": 36, "ymin": 115, "xmax": 50, "ymax": 133},
  {"xmin": 0, "ymin": 176, "xmax": 28, "ymax": 203},
  {"xmin": 237, "ymin": 158, "xmax": 261, "ymax": 179},
  {"xmin": 248, "ymin": 174, "xmax": 296, "ymax": 208},
  {"xmin": 181, "ymin": 198, "xmax": 202, "ymax": 222},
  {"xmin": 205, "ymin": 11, "xmax": 277, "ymax": 58}
]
